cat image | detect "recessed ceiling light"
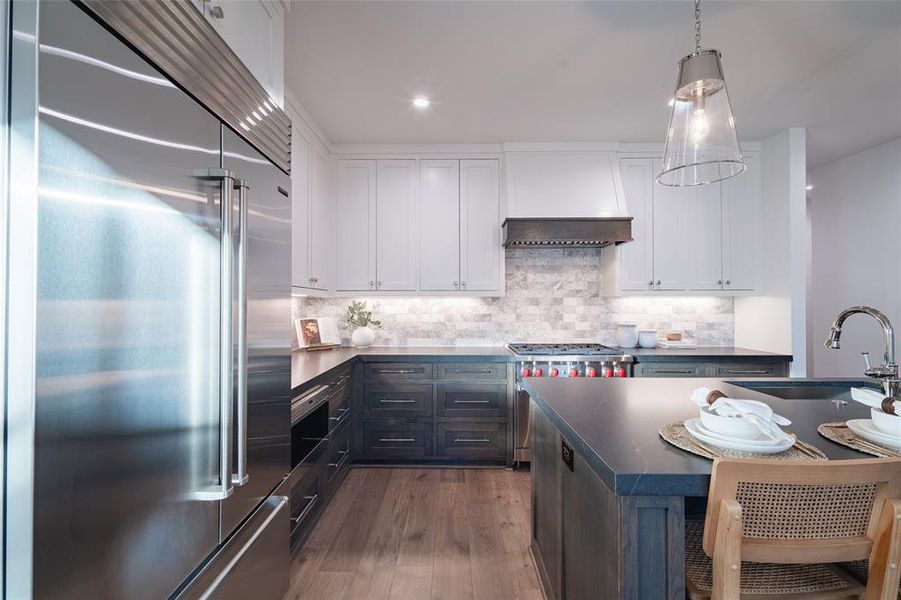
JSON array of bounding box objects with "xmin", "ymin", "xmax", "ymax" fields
[
  {"xmin": 806, "ymin": 184, "xmax": 814, "ymax": 191},
  {"xmin": 412, "ymin": 97, "xmax": 430, "ymax": 109}
]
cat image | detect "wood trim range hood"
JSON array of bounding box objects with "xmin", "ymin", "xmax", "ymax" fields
[{"xmin": 501, "ymin": 217, "xmax": 633, "ymax": 249}]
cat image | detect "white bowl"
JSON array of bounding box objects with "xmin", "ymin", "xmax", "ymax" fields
[
  {"xmin": 699, "ymin": 406, "xmax": 761, "ymax": 439},
  {"xmin": 871, "ymin": 407, "xmax": 901, "ymax": 438}
]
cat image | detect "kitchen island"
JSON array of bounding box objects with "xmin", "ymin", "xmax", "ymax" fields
[{"xmin": 523, "ymin": 377, "xmax": 876, "ymax": 600}]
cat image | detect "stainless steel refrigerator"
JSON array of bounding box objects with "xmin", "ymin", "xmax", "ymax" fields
[{"xmin": 5, "ymin": 1, "xmax": 291, "ymax": 597}]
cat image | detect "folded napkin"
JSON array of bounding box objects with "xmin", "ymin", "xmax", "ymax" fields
[
  {"xmin": 852, "ymin": 387, "xmax": 900, "ymax": 414},
  {"xmin": 690, "ymin": 387, "xmax": 791, "ymax": 426}
]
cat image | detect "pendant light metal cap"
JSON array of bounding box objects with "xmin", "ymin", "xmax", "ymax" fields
[
  {"xmin": 675, "ymin": 49, "xmax": 724, "ymax": 99},
  {"xmin": 658, "ymin": 48, "xmax": 746, "ymax": 187}
]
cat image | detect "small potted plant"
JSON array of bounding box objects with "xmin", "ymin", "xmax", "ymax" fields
[{"xmin": 344, "ymin": 300, "xmax": 381, "ymax": 347}]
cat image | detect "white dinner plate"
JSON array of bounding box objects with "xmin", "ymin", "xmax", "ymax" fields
[
  {"xmin": 684, "ymin": 418, "xmax": 795, "ymax": 454},
  {"xmin": 846, "ymin": 419, "xmax": 901, "ymax": 450},
  {"xmin": 691, "ymin": 418, "xmax": 792, "ymax": 447}
]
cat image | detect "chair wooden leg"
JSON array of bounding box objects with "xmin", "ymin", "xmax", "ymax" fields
[
  {"xmin": 711, "ymin": 498, "xmax": 743, "ymax": 600},
  {"xmin": 866, "ymin": 498, "xmax": 901, "ymax": 600}
]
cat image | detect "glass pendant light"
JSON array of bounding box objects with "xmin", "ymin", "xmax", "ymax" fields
[{"xmin": 658, "ymin": 0, "xmax": 745, "ymax": 186}]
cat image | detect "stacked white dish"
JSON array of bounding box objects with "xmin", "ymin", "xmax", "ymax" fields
[
  {"xmin": 686, "ymin": 388, "xmax": 796, "ymax": 454},
  {"xmin": 847, "ymin": 388, "xmax": 901, "ymax": 449}
]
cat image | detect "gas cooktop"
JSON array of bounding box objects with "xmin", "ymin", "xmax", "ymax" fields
[{"xmin": 507, "ymin": 343, "xmax": 624, "ymax": 356}]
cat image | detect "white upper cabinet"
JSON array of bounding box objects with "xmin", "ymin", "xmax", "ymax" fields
[
  {"xmin": 505, "ymin": 150, "xmax": 624, "ymax": 217},
  {"xmin": 686, "ymin": 180, "xmax": 724, "ymax": 291},
  {"xmin": 651, "ymin": 164, "xmax": 690, "ymax": 291},
  {"xmin": 196, "ymin": 0, "xmax": 285, "ymax": 105},
  {"xmin": 460, "ymin": 160, "xmax": 501, "ymax": 292},
  {"xmin": 619, "ymin": 159, "xmax": 654, "ymax": 291},
  {"xmin": 335, "ymin": 160, "xmax": 377, "ymax": 291},
  {"xmin": 722, "ymin": 155, "xmax": 760, "ymax": 291},
  {"xmin": 420, "ymin": 160, "xmax": 461, "ymax": 291},
  {"xmin": 310, "ymin": 146, "xmax": 332, "ymax": 290},
  {"xmin": 288, "ymin": 100, "xmax": 333, "ymax": 294},
  {"xmin": 290, "ymin": 128, "xmax": 311, "ymax": 289},
  {"xmin": 375, "ymin": 160, "xmax": 418, "ymax": 291},
  {"xmin": 612, "ymin": 153, "xmax": 760, "ymax": 295}
]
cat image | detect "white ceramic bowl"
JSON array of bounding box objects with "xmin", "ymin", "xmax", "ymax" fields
[
  {"xmin": 699, "ymin": 406, "xmax": 760, "ymax": 439},
  {"xmin": 871, "ymin": 407, "xmax": 901, "ymax": 438}
]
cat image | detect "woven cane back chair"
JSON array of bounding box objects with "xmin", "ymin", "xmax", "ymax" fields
[{"xmin": 685, "ymin": 458, "xmax": 901, "ymax": 600}]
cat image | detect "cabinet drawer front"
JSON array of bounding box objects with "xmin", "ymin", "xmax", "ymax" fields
[
  {"xmin": 364, "ymin": 362, "xmax": 433, "ymax": 380},
  {"xmin": 328, "ymin": 379, "xmax": 351, "ymax": 431},
  {"xmin": 437, "ymin": 362, "xmax": 506, "ymax": 380},
  {"xmin": 634, "ymin": 363, "xmax": 705, "ymax": 377},
  {"xmin": 362, "ymin": 421, "xmax": 433, "ymax": 459},
  {"xmin": 437, "ymin": 422, "xmax": 506, "ymax": 460},
  {"xmin": 363, "ymin": 384, "xmax": 433, "ymax": 418},
  {"xmin": 437, "ymin": 383, "xmax": 507, "ymax": 419},
  {"xmin": 327, "ymin": 421, "xmax": 351, "ymax": 488},
  {"xmin": 715, "ymin": 363, "xmax": 787, "ymax": 377}
]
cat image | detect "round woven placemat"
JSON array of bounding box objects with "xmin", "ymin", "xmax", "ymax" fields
[
  {"xmin": 660, "ymin": 422, "xmax": 828, "ymax": 461},
  {"xmin": 817, "ymin": 422, "xmax": 901, "ymax": 458}
]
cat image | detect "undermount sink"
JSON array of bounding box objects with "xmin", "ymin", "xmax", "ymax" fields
[{"xmin": 730, "ymin": 380, "xmax": 879, "ymax": 401}]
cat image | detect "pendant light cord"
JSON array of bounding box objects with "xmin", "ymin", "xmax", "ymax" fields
[{"xmin": 695, "ymin": 0, "xmax": 702, "ymax": 53}]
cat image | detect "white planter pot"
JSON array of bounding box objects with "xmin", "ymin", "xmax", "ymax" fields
[
  {"xmin": 615, "ymin": 322, "xmax": 639, "ymax": 348},
  {"xmin": 351, "ymin": 326, "xmax": 376, "ymax": 347}
]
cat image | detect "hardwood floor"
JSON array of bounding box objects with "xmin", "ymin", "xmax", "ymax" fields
[{"xmin": 286, "ymin": 467, "xmax": 544, "ymax": 600}]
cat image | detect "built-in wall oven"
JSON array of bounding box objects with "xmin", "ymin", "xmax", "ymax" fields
[{"xmin": 509, "ymin": 344, "xmax": 634, "ymax": 463}]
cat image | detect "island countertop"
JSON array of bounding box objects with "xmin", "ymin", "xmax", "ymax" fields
[{"xmin": 523, "ymin": 377, "xmax": 875, "ymax": 497}]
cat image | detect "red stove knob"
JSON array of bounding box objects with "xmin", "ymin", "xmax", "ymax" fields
[
  {"xmin": 586, "ymin": 367, "xmax": 598, "ymax": 378},
  {"xmin": 549, "ymin": 367, "xmax": 559, "ymax": 378},
  {"xmin": 533, "ymin": 367, "xmax": 544, "ymax": 377},
  {"xmin": 521, "ymin": 367, "xmax": 532, "ymax": 377},
  {"xmin": 614, "ymin": 367, "xmax": 627, "ymax": 378},
  {"xmin": 568, "ymin": 368, "xmax": 579, "ymax": 377},
  {"xmin": 602, "ymin": 367, "xmax": 613, "ymax": 378}
]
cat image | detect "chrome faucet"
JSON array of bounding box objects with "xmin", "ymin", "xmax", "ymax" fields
[{"xmin": 825, "ymin": 305, "xmax": 898, "ymax": 398}]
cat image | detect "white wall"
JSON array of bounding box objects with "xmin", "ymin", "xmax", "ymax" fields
[
  {"xmin": 809, "ymin": 137, "xmax": 901, "ymax": 377},
  {"xmin": 734, "ymin": 128, "xmax": 808, "ymax": 375}
]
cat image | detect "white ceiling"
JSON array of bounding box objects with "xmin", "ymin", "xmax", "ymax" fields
[{"xmin": 285, "ymin": 1, "xmax": 901, "ymax": 168}]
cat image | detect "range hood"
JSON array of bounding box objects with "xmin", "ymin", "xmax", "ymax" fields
[{"xmin": 502, "ymin": 217, "xmax": 633, "ymax": 249}]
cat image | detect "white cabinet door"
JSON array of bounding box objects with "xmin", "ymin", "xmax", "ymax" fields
[
  {"xmin": 290, "ymin": 128, "xmax": 311, "ymax": 289},
  {"xmin": 200, "ymin": 0, "xmax": 284, "ymax": 104},
  {"xmin": 686, "ymin": 181, "xmax": 724, "ymax": 291},
  {"xmin": 722, "ymin": 154, "xmax": 759, "ymax": 291},
  {"xmin": 619, "ymin": 158, "xmax": 654, "ymax": 291},
  {"xmin": 310, "ymin": 146, "xmax": 332, "ymax": 291},
  {"xmin": 335, "ymin": 160, "xmax": 376, "ymax": 291},
  {"xmin": 651, "ymin": 160, "xmax": 689, "ymax": 291},
  {"xmin": 460, "ymin": 159, "xmax": 501, "ymax": 292},
  {"xmin": 376, "ymin": 160, "xmax": 418, "ymax": 291},
  {"xmin": 420, "ymin": 160, "xmax": 460, "ymax": 291}
]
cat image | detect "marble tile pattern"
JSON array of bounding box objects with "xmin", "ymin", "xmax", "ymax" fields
[{"xmin": 292, "ymin": 249, "xmax": 734, "ymax": 348}]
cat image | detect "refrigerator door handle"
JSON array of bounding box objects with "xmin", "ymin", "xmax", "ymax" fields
[
  {"xmin": 233, "ymin": 178, "xmax": 250, "ymax": 487},
  {"xmin": 193, "ymin": 168, "xmax": 237, "ymax": 501}
]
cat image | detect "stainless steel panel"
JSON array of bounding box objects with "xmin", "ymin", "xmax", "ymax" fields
[
  {"xmin": 31, "ymin": 2, "xmax": 223, "ymax": 597},
  {"xmin": 176, "ymin": 496, "xmax": 290, "ymax": 600},
  {"xmin": 78, "ymin": 0, "xmax": 291, "ymax": 173},
  {"xmin": 221, "ymin": 127, "xmax": 291, "ymax": 539},
  {"xmin": 515, "ymin": 387, "xmax": 533, "ymax": 463}
]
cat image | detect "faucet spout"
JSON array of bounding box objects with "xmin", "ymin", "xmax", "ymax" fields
[
  {"xmin": 825, "ymin": 305, "xmax": 898, "ymax": 398},
  {"xmin": 826, "ymin": 305, "xmax": 895, "ymax": 366}
]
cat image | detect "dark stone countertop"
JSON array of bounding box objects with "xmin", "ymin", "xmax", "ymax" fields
[
  {"xmin": 524, "ymin": 377, "xmax": 875, "ymax": 498},
  {"xmin": 629, "ymin": 347, "xmax": 792, "ymax": 362},
  {"xmin": 291, "ymin": 346, "xmax": 514, "ymax": 392},
  {"xmin": 291, "ymin": 345, "xmax": 793, "ymax": 392}
]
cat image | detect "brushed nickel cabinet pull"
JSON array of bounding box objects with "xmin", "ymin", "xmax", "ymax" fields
[
  {"xmin": 454, "ymin": 437, "xmax": 490, "ymax": 443},
  {"xmin": 453, "ymin": 368, "xmax": 493, "ymax": 374},
  {"xmin": 379, "ymin": 398, "xmax": 416, "ymax": 404},
  {"xmin": 378, "ymin": 437, "xmax": 415, "ymax": 443},
  {"xmin": 722, "ymin": 369, "xmax": 770, "ymax": 375},
  {"xmin": 375, "ymin": 368, "xmax": 418, "ymax": 374},
  {"xmin": 453, "ymin": 399, "xmax": 491, "ymax": 404},
  {"xmin": 291, "ymin": 494, "xmax": 319, "ymax": 525},
  {"xmin": 652, "ymin": 369, "xmax": 694, "ymax": 374}
]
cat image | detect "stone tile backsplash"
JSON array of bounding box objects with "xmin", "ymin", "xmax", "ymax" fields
[{"xmin": 292, "ymin": 249, "xmax": 734, "ymax": 348}]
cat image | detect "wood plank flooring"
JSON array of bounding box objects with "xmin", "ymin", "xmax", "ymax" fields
[{"xmin": 286, "ymin": 468, "xmax": 543, "ymax": 600}]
